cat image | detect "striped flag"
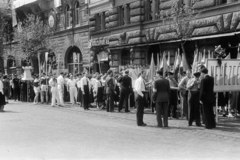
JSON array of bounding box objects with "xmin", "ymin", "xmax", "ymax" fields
[
  {"xmin": 147, "ymin": 53, "xmax": 156, "ymax": 81},
  {"xmin": 225, "ymin": 53, "xmax": 230, "ymax": 59},
  {"xmin": 157, "ymin": 53, "xmax": 160, "ymax": 71}
]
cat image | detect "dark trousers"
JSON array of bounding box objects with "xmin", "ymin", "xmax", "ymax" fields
[
  {"xmin": 118, "ymin": 92, "xmax": 129, "ymax": 112},
  {"xmin": 14, "ymin": 88, "xmax": 20, "ymax": 101},
  {"xmin": 136, "ymin": 95, "xmax": 146, "ymax": 125},
  {"xmin": 188, "ymin": 91, "xmax": 201, "ymax": 125},
  {"xmin": 202, "ymin": 102, "xmax": 216, "ymax": 129},
  {"xmin": 156, "ymin": 101, "xmax": 169, "ymax": 127},
  {"xmin": 106, "ymin": 93, "xmax": 114, "ymax": 112},
  {"xmin": 180, "ymin": 90, "xmax": 188, "ymax": 119}
]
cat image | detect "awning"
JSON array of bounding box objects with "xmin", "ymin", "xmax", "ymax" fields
[
  {"xmin": 108, "ymin": 31, "xmax": 240, "ymax": 49},
  {"xmin": 13, "ymin": 0, "xmax": 37, "ymax": 9}
]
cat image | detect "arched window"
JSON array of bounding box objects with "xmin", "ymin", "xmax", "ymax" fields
[
  {"xmin": 66, "ymin": 4, "xmax": 71, "ymax": 28},
  {"xmin": 66, "ymin": 46, "xmax": 83, "ymax": 75},
  {"xmin": 75, "ymin": 1, "xmax": 80, "ymax": 25}
]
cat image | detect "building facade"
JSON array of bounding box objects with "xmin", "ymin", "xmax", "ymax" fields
[
  {"xmin": 89, "ymin": 0, "xmax": 240, "ymax": 73},
  {"xmin": 4, "ymin": 0, "xmax": 90, "ymax": 75}
]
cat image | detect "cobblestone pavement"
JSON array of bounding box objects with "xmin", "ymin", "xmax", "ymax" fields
[{"xmin": 0, "ymin": 101, "xmax": 240, "ymax": 160}]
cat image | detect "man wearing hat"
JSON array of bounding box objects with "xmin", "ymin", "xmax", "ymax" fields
[
  {"xmin": 118, "ymin": 70, "xmax": 132, "ymax": 112},
  {"xmin": 167, "ymin": 71, "xmax": 178, "ymax": 119},
  {"xmin": 186, "ymin": 71, "xmax": 201, "ymax": 126},
  {"xmin": 199, "ymin": 68, "xmax": 216, "ymax": 129},
  {"xmin": 153, "ymin": 70, "xmax": 171, "ymax": 127}
]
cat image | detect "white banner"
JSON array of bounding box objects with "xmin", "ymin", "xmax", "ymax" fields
[{"xmin": 206, "ymin": 59, "xmax": 240, "ymax": 92}]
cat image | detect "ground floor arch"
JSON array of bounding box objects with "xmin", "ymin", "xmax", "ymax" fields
[{"xmin": 65, "ymin": 45, "xmax": 83, "ymax": 75}]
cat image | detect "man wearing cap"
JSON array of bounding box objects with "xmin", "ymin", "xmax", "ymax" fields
[
  {"xmin": 134, "ymin": 71, "xmax": 147, "ymax": 126},
  {"xmin": 153, "ymin": 70, "xmax": 171, "ymax": 127},
  {"xmin": 199, "ymin": 68, "xmax": 216, "ymax": 129},
  {"xmin": 118, "ymin": 70, "xmax": 132, "ymax": 112},
  {"xmin": 187, "ymin": 71, "xmax": 201, "ymax": 126},
  {"xmin": 167, "ymin": 71, "xmax": 178, "ymax": 119},
  {"xmin": 105, "ymin": 70, "xmax": 116, "ymax": 112}
]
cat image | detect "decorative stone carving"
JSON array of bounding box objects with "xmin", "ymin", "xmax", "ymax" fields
[
  {"xmin": 130, "ymin": 8, "xmax": 145, "ymax": 16},
  {"xmin": 126, "ymin": 30, "xmax": 143, "ymax": 42},
  {"xmin": 154, "ymin": 24, "xmax": 176, "ymax": 40},
  {"xmin": 192, "ymin": 26, "xmax": 219, "ymax": 36},
  {"xmin": 108, "ymin": 8, "xmax": 118, "ymax": 15},
  {"xmin": 189, "ymin": 15, "xmax": 224, "ymax": 34},
  {"xmin": 109, "ymin": 34, "xmax": 121, "ymax": 41},
  {"xmin": 130, "ymin": 15, "xmax": 145, "ymax": 23},
  {"xmin": 159, "ymin": 0, "xmax": 175, "ymax": 10},
  {"xmin": 223, "ymin": 13, "xmax": 233, "ymax": 30},
  {"xmin": 107, "ymin": 21, "xmax": 118, "ymax": 28},
  {"xmin": 230, "ymin": 11, "xmax": 240, "ymax": 30},
  {"xmin": 89, "ymin": 15, "xmax": 96, "ymax": 21},
  {"xmin": 158, "ymin": 32, "xmax": 178, "ymax": 40},
  {"xmin": 128, "ymin": 37, "xmax": 142, "ymax": 44},
  {"xmin": 129, "ymin": 0, "xmax": 145, "ymax": 9},
  {"xmin": 89, "ymin": 27, "xmax": 96, "ymax": 32},
  {"xmin": 108, "ymin": 15, "xmax": 118, "ymax": 22},
  {"xmin": 193, "ymin": 0, "xmax": 215, "ymax": 10},
  {"xmin": 89, "ymin": 21, "xmax": 96, "ymax": 27}
]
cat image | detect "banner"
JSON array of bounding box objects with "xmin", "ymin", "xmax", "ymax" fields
[{"xmin": 206, "ymin": 59, "xmax": 240, "ymax": 92}]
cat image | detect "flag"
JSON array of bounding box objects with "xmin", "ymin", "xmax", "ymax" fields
[
  {"xmin": 201, "ymin": 50, "xmax": 206, "ymax": 64},
  {"xmin": 198, "ymin": 52, "xmax": 202, "ymax": 63},
  {"xmin": 192, "ymin": 52, "xmax": 198, "ymax": 74},
  {"xmin": 174, "ymin": 52, "xmax": 181, "ymax": 71},
  {"xmin": 180, "ymin": 53, "xmax": 189, "ymax": 71},
  {"xmin": 147, "ymin": 53, "xmax": 156, "ymax": 81},
  {"xmin": 167, "ymin": 52, "xmax": 171, "ymax": 71},
  {"xmin": 225, "ymin": 53, "xmax": 230, "ymax": 59},
  {"xmin": 208, "ymin": 50, "xmax": 211, "ymax": 59},
  {"xmin": 157, "ymin": 53, "xmax": 160, "ymax": 70}
]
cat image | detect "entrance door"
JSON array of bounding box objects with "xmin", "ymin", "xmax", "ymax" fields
[{"xmin": 66, "ymin": 46, "xmax": 83, "ymax": 75}]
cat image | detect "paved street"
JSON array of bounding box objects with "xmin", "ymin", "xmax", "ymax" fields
[{"xmin": 1, "ymin": 101, "xmax": 240, "ymax": 160}]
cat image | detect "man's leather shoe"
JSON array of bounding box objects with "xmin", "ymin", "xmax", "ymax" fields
[
  {"xmin": 125, "ymin": 110, "xmax": 130, "ymax": 113},
  {"xmin": 138, "ymin": 123, "xmax": 147, "ymax": 126}
]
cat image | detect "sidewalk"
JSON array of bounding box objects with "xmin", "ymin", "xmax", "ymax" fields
[{"xmin": 7, "ymin": 101, "xmax": 240, "ymax": 140}]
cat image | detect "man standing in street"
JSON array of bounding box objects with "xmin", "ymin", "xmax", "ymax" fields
[
  {"xmin": 178, "ymin": 70, "xmax": 192, "ymax": 119},
  {"xmin": 57, "ymin": 72, "xmax": 64, "ymax": 106},
  {"xmin": 199, "ymin": 68, "xmax": 216, "ymax": 129},
  {"xmin": 105, "ymin": 70, "xmax": 116, "ymax": 112},
  {"xmin": 134, "ymin": 71, "xmax": 147, "ymax": 126},
  {"xmin": 81, "ymin": 71, "xmax": 91, "ymax": 110},
  {"xmin": 40, "ymin": 73, "xmax": 48, "ymax": 104},
  {"xmin": 153, "ymin": 70, "xmax": 171, "ymax": 127},
  {"xmin": 118, "ymin": 70, "xmax": 132, "ymax": 112},
  {"xmin": 13, "ymin": 74, "xmax": 20, "ymax": 101}
]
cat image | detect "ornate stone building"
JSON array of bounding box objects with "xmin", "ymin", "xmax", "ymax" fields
[
  {"xmin": 4, "ymin": 0, "xmax": 90, "ymax": 75},
  {"xmin": 89, "ymin": 0, "xmax": 240, "ymax": 72}
]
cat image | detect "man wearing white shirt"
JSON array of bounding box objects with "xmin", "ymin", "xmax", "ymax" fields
[
  {"xmin": 49, "ymin": 74, "xmax": 60, "ymax": 107},
  {"xmin": 76, "ymin": 74, "xmax": 82, "ymax": 105},
  {"xmin": 134, "ymin": 71, "xmax": 147, "ymax": 126},
  {"xmin": 57, "ymin": 72, "xmax": 64, "ymax": 106}
]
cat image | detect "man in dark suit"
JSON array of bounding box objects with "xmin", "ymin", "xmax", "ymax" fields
[
  {"xmin": 13, "ymin": 74, "xmax": 20, "ymax": 101},
  {"xmin": 153, "ymin": 70, "xmax": 171, "ymax": 127},
  {"xmin": 105, "ymin": 70, "xmax": 116, "ymax": 112},
  {"xmin": 199, "ymin": 68, "xmax": 216, "ymax": 129},
  {"xmin": 118, "ymin": 70, "xmax": 132, "ymax": 112}
]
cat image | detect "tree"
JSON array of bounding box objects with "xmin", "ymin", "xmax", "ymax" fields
[
  {"xmin": 14, "ymin": 14, "xmax": 56, "ymax": 60},
  {"xmin": 159, "ymin": 0, "xmax": 200, "ymax": 70},
  {"xmin": 0, "ymin": 0, "xmax": 11, "ymax": 72}
]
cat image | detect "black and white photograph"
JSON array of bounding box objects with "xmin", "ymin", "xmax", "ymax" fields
[{"xmin": 1, "ymin": 0, "xmax": 240, "ymax": 159}]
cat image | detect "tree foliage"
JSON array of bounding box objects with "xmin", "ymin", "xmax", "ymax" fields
[{"xmin": 14, "ymin": 14, "xmax": 57, "ymax": 59}]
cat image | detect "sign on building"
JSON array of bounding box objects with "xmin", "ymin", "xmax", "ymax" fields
[{"xmin": 206, "ymin": 59, "xmax": 240, "ymax": 92}]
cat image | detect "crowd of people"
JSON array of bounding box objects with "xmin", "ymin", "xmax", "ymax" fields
[{"xmin": 0, "ymin": 66, "xmax": 240, "ymax": 129}]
